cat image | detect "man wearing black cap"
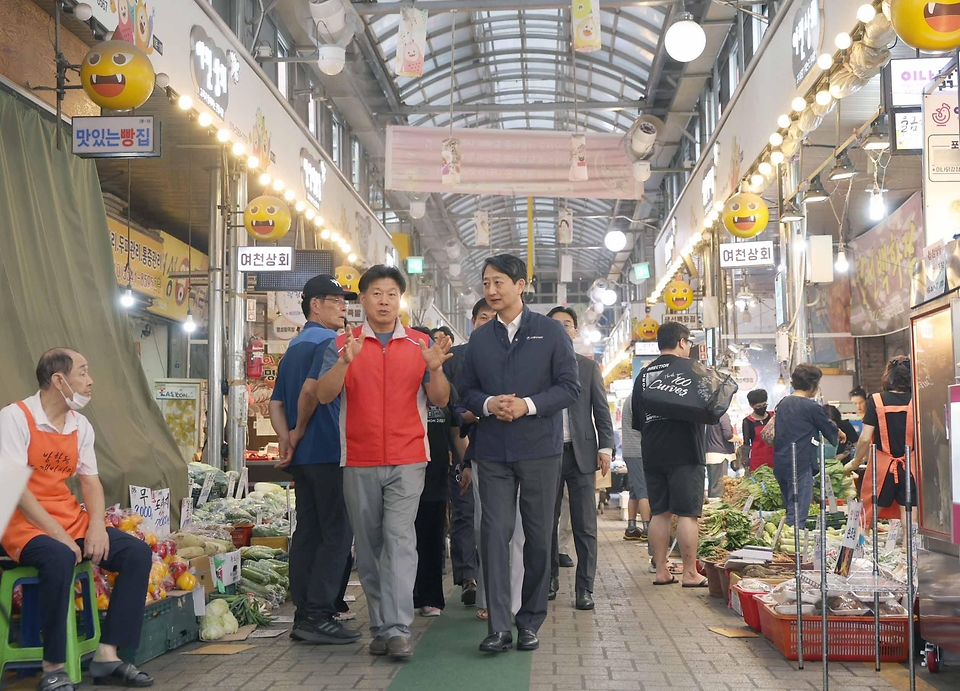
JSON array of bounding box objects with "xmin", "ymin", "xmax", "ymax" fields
[{"xmin": 269, "ymin": 274, "xmax": 360, "ymax": 644}]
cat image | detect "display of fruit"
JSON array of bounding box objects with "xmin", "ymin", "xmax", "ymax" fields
[{"xmin": 176, "ymin": 573, "xmax": 197, "ymax": 591}]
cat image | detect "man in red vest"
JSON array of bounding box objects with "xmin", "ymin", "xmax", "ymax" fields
[{"xmin": 316, "ymin": 265, "xmax": 452, "ymax": 660}]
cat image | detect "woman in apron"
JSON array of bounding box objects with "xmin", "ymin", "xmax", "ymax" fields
[{"xmin": 844, "ymin": 357, "xmax": 917, "ymax": 529}]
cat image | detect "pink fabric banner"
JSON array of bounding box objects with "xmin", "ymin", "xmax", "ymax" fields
[{"xmin": 385, "ymin": 126, "xmax": 643, "ymax": 200}]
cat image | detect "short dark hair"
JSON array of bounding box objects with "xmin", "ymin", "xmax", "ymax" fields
[
  {"xmin": 411, "ymin": 326, "xmax": 432, "ymax": 338},
  {"xmin": 657, "ymin": 321, "xmax": 690, "ymax": 351},
  {"xmin": 482, "ymin": 254, "xmax": 526, "ymax": 283},
  {"xmin": 36, "ymin": 348, "xmax": 76, "ymax": 389},
  {"xmin": 747, "ymin": 389, "xmax": 768, "ymax": 406},
  {"xmin": 849, "ymin": 387, "xmax": 867, "ymax": 399},
  {"xmin": 823, "ymin": 404, "xmax": 842, "ymax": 425},
  {"xmin": 881, "ymin": 356, "xmax": 912, "ymax": 392},
  {"xmin": 791, "ymin": 363, "xmax": 823, "ymax": 393},
  {"xmin": 359, "ymin": 265, "xmax": 406, "ymax": 294},
  {"xmin": 431, "ymin": 326, "xmax": 454, "ymax": 344},
  {"xmin": 547, "ymin": 306, "xmax": 578, "ymax": 329},
  {"xmin": 471, "ymin": 298, "xmax": 494, "ymax": 321}
]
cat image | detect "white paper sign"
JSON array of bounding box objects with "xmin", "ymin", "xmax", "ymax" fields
[
  {"xmin": 719, "ymin": 241, "xmax": 775, "ymax": 268},
  {"xmin": 235, "ymin": 466, "xmax": 249, "ymax": 499},
  {"xmin": 842, "ymin": 501, "xmax": 862, "ymax": 549},
  {"xmin": 198, "ymin": 471, "xmax": 216, "ymax": 505},
  {"xmin": 238, "ymin": 246, "xmax": 293, "ymax": 272},
  {"xmin": 128, "ymin": 486, "xmax": 171, "ymax": 537},
  {"xmin": 72, "ymin": 116, "xmax": 159, "ymax": 158},
  {"xmin": 180, "ymin": 498, "xmax": 193, "ymax": 530}
]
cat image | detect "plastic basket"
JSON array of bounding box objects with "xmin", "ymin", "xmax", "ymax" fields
[
  {"xmin": 757, "ymin": 602, "xmax": 909, "ymax": 662},
  {"xmin": 731, "ymin": 583, "xmax": 765, "ymax": 632},
  {"xmin": 229, "ymin": 524, "xmax": 254, "ymax": 549},
  {"xmin": 105, "ymin": 593, "xmax": 199, "ymax": 666}
]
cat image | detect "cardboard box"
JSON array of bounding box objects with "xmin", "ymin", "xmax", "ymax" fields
[
  {"xmin": 250, "ymin": 536, "xmax": 289, "ymax": 552},
  {"xmin": 189, "ymin": 556, "xmax": 215, "ymax": 597},
  {"xmin": 214, "ymin": 550, "xmax": 241, "ymax": 586}
]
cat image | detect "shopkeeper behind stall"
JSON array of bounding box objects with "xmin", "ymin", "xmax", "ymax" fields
[
  {"xmin": 0, "ymin": 349, "xmax": 154, "ymax": 691},
  {"xmin": 845, "ymin": 357, "xmax": 917, "ymax": 528}
]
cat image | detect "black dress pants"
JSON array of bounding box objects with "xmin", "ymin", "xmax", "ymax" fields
[
  {"xmin": 289, "ymin": 463, "xmax": 353, "ymax": 620},
  {"xmin": 413, "ymin": 500, "xmax": 447, "ymax": 610},
  {"xmin": 18, "ymin": 528, "xmax": 152, "ymax": 664}
]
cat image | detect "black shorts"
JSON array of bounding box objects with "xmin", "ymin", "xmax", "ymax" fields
[
  {"xmin": 877, "ymin": 468, "xmax": 918, "ymax": 508},
  {"xmin": 644, "ymin": 464, "xmax": 706, "ymax": 518}
]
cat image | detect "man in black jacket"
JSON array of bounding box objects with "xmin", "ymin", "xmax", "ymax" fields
[
  {"xmin": 460, "ymin": 255, "xmax": 580, "ymax": 653},
  {"xmin": 547, "ymin": 307, "xmax": 615, "ymax": 611}
]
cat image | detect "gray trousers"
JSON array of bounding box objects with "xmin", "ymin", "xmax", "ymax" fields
[
  {"xmin": 343, "ymin": 463, "xmax": 426, "ymax": 640},
  {"xmin": 550, "ymin": 447, "xmax": 598, "ymax": 591},
  {"xmin": 471, "ymin": 466, "xmax": 523, "ymax": 613},
  {"xmin": 477, "ymin": 456, "xmax": 562, "ymax": 634}
]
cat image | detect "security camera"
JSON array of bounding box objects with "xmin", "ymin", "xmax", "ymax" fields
[
  {"xmin": 318, "ymin": 44, "xmax": 346, "ymax": 76},
  {"xmin": 630, "ymin": 121, "xmax": 657, "ymax": 159},
  {"xmin": 632, "ymin": 160, "xmax": 651, "ymax": 183},
  {"xmin": 74, "ymin": 2, "xmax": 94, "ymax": 21}
]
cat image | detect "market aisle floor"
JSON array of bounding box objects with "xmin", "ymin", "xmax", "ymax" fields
[{"xmin": 6, "ymin": 514, "xmax": 959, "ymax": 691}]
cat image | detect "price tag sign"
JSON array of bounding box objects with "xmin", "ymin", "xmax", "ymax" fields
[
  {"xmin": 885, "ymin": 520, "xmax": 901, "ymax": 550},
  {"xmin": 773, "ymin": 516, "xmax": 787, "ymax": 550},
  {"xmin": 152, "ymin": 488, "xmax": 171, "ymax": 538},
  {"xmin": 842, "ymin": 502, "xmax": 863, "ymax": 548},
  {"xmin": 825, "ymin": 476, "xmax": 838, "ymax": 514},
  {"xmin": 198, "ymin": 471, "xmax": 215, "ymax": 505},
  {"xmin": 129, "ymin": 485, "xmax": 151, "ymax": 521},
  {"xmin": 128, "ymin": 486, "xmax": 170, "ymax": 537},
  {"xmin": 813, "ymin": 528, "xmax": 821, "ymax": 571},
  {"xmin": 181, "ymin": 498, "xmax": 193, "ymax": 529},
  {"xmin": 227, "ymin": 473, "xmax": 238, "ymax": 499},
  {"xmin": 743, "ymin": 495, "xmax": 755, "ymax": 514},
  {"xmin": 235, "ymin": 467, "xmax": 249, "ymax": 499}
]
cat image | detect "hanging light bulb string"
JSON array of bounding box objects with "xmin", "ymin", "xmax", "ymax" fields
[{"xmin": 448, "ymin": 9, "xmax": 457, "ymax": 138}]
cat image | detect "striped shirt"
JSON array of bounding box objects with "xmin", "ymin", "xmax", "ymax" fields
[{"xmin": 621, "ymin": 393, "xmax": 643, "ymax": 459}]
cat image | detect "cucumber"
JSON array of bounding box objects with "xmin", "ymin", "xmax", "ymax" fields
[{"xmin": 240, "ymin": 567, "xmax": 270, "ymax": 585}]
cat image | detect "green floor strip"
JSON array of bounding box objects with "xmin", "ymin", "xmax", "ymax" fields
[{"xmin": 387, "ymin": 605, "xmax": 532, "ymax": 691}]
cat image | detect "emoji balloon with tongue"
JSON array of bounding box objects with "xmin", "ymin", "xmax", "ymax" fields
[
  {"xmin": 722, "ymin": 192, "xmax": 770, "ymax": 239},
  {"xmin": 244, "ymin": 196, "xmax": 292, "ymax": 243},
  {"xmin": 80, "ymin": 41, "xmax": 155, "ymax": 110},
  {"xmin": 891, "ymin": 0, "xmax": 960, "ymax": 51}
]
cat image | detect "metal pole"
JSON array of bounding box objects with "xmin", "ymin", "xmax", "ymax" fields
[
  {"xmin": 226, "ymin": 166, "xmax": 248, "ymax": 474},
  {"xmin": 820, "ymin": 437, "xmax": 829, "ymax": 691},
  {"xmin": 872, "ymin": 444, "xmax": 881, "ymax": 671},
  {"xmin": 792, "ymin": 442, "xmax": 804, "ymax": 670},
  {"xmin": 905, "ymin": 445, "xmax": 916, "ymax": 691},
  {"xmin": 206, "ymin": 164, "xmax": 225, "ymax": 469}
]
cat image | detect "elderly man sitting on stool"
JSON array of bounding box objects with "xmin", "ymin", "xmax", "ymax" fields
[{"xmin": 0, "ymin": 349, "xmax": 154, "ymax": 691}]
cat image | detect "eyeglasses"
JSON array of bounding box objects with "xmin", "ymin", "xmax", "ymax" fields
[{"xmin": 320, "ymin": 296, "xmax": 346, "ymax": 306}]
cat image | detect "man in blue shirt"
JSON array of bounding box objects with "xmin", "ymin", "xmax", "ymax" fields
[{"xmin": 269, "ymin": 274, "xmax": 360, "ymax": 645}]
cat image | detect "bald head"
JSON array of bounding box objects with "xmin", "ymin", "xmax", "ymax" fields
[{"xmin": 36, "ymin": 348, "xmax": 81, "ymax": 389}]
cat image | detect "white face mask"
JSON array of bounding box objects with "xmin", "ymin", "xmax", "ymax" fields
[{"xmin": 59, "ymin": 378, "xmax": 91, "ymax": 411}]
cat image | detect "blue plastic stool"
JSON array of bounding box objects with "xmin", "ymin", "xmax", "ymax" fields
[{"xmin": 0, "ymin": 560, "xmax": 101, "ymax": 684}]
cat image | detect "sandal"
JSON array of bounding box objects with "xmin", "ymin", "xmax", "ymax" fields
[
  {"xmin": 37, "ymin": 671, "xmax": 74, "ymax": 691},
  {"xmin": 93, "ymin": 662, "xmax": 154, "ymax": 687},
  {"xmin": 476, "ymin": 608, "xmax": 489, "ymax": 620}
]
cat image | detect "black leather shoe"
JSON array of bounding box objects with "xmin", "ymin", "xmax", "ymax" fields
[
  {"xmin": 558, "ymin": 553, "xmax": 574, "ymax": 568},
  {"xmin": 517, "ymin": 628, "xmax": 539, "ymax": 651},
  {"xmin": 548, "ymin": 576, "xmax": 559, "ymax": 601},
  {"xmin": 479, "ymin": 631, "xmax": 513, "ymax": 653},
  {"xmin": 576, "ymin": 588, "xmax": 595, "ymax": 610}
]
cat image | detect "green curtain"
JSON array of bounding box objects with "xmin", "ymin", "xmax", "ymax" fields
[{"xmin": 0, "ymin": 89, "xmax": 187, "ymax": 524}]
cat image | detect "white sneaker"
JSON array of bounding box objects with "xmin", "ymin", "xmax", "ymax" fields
[
  {"xmin": 649, "ymin": 560, "xmax": 657, "ymax": 573},
  {"xmin": 420, "ymin": 607, "xmax": 442, "ymax": 617}
]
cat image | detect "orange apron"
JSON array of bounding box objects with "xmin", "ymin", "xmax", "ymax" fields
[
  {"xmin": 860, "ymin": 393, "xmax": 915, "ymax": 528},
  {"xmin": 1, "ymin": 402, "xmax": 90, "ymax": 562}
]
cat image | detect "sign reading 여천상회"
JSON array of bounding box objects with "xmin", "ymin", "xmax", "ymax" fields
[
  {"xmin": 108, "ymin": 218, "xmax": 163, "ymax": 299},
  {"xmin": 719, "ymin": 241, "xmax": 775, "ymax": 269},
  {"xmin": 238, "ymin": 246, "xmax": 293, "ymax": 272},
  {"xmin": 72, "ymin": 116, "xmax": 160, "ymax": 158},
  {"xmin": 849, "ymin": 192, "xmax": 924, "ymax": 336}
]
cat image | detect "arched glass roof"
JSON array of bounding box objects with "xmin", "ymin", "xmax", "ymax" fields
[{"xmin": 366, "ymin": 3, "xmax": 670, "ymax": 284}]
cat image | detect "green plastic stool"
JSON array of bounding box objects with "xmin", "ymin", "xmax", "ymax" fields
[{"xmin": 0, "ymin": 560, "xmax": 101, "ymax": 684}]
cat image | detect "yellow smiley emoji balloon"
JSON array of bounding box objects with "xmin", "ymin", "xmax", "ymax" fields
[
  {"xmin": 891, "ymin": 0, "xmax": 960, "ymax": 51},
  {"xmin": 635, "ymin": 317, "xmax": 660, "ymax": 342},
  {"xmin": 80, "ymin": 41, "xmax": 155, "ymax": 111},
  {"xmin": 664, "ymin": 280, "xmax": 694, "ymax": 311},
  {"xmin": 335, "ymin": 265, "xmax": 361, "ymax": 293},
  {"xmin": 244, "ymin": 196, "xmax": 292, "ymax": 242},
  {"xmin": 722, "ymin": 192, "xmax": 770, "ymax": 239}
]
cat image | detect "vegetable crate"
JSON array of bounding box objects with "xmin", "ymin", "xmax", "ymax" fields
[
  {"xmin": 103, "ymin": 593, "xmax": 198, "ymax": 666},
  {"xmin": 731, "ymin": 583, "xmax": 766, "ymax": 632},
  {"xmin": 757, "ymin": 602, "xmax": 909, "ymax": 662}
]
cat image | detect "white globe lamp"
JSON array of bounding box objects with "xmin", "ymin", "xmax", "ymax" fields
[
  {"xmin": 604, "ymin": 229, "xmax": 627, "ymax": 252},
  {"xmin": 664, "ymin": 13, "xmax": 706, "ymax": 63}
]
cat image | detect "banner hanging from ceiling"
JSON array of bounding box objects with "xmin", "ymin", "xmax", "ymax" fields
[
  {"xmin": 385, "ymin": 126, "xmax": 642, "ymax": 199},
  {"xmin": 395, "ymin": 7, "xmax": 428, "ymax": 78},
  {"xmin": 849, "ymin": 192, "xmax": 923, "ymax": 336},
  {"xmin": 572, "ymin": 0, "xmax": 602, "ymax": 53}
]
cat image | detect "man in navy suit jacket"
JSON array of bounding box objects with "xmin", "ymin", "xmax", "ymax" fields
[{"xmin": 460, "ymin": 254, "xmax": 580, "ymax": 654}]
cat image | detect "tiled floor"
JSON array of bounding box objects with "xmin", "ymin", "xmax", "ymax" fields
[{"xmin": 6, "ymin": 513, "xmax": 958, "ymax": 690}]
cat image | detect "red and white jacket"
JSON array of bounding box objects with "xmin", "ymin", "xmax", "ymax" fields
[{"xmin": 335, "ymin": 320, "xmax": 430, "ymax": 467}]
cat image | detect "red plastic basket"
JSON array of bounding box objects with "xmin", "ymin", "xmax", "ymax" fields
[
  {"xmin": 229, "ymin": 523, "xmax": 254, "ymax": 549},
  {"xmin": 757, "ymin": 602, "xmax": 910, "ymax": 662},
  {"xmin": 731, "ymin": 583, "xmax": 766, "ymax": 632}
]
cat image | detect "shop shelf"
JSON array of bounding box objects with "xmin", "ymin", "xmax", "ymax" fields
[{"xmin": 757, "ymin": 602, "xmax": 910, "ymax": 662}]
